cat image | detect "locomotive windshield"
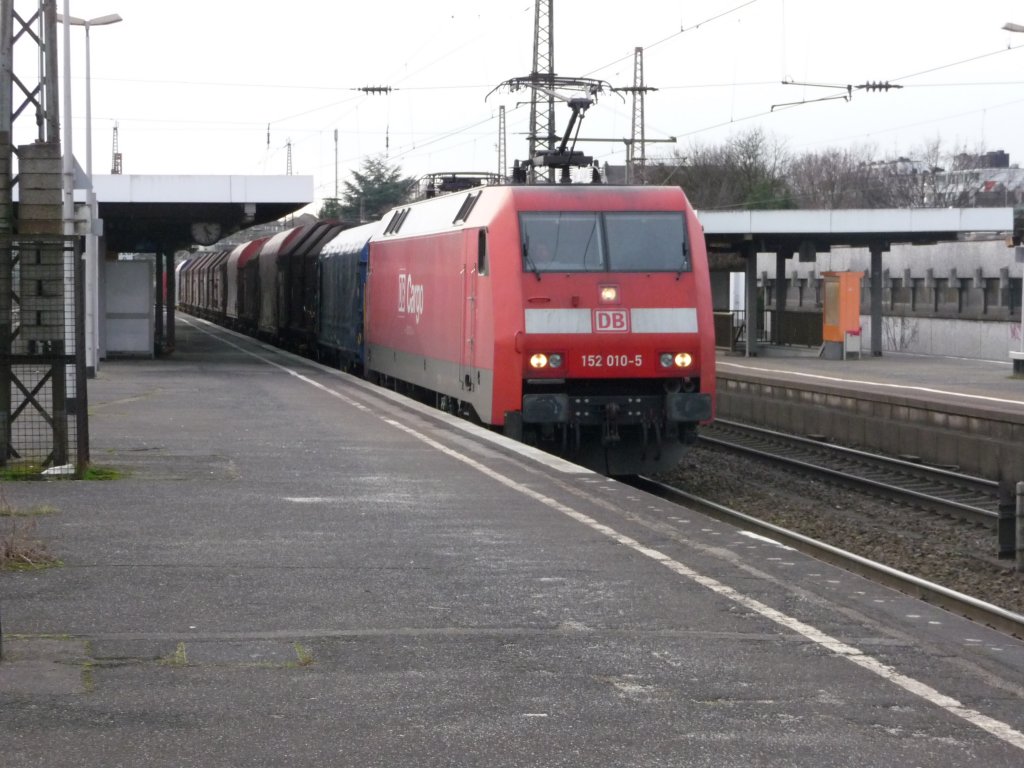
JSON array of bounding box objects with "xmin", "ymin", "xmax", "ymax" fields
[{"xmin": 520, "ymin": 211, "xmax": 690, "ymax": 274}]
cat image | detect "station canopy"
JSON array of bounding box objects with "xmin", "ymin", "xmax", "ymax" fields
[{"xmin": 85, "ymin": 174, "xmax": 314, "ymax": 253}]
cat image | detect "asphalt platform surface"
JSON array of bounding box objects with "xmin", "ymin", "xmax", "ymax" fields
[
  {"xmin": 2, "ymin": 318, "xmax": 1024, "ymax": 767},
  {"xmin": 717, "ymin": 343, "xmax": 1024, "ymax": 418}
]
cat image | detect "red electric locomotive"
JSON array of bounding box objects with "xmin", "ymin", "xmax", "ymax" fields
[{"xmin": 363, "ymin": 184, "xmax": 715, "ymax": 475}]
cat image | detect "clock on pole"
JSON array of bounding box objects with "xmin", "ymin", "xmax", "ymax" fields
[{"xmin": 190, "ymin": 221, "xmax": 222, "ymax": 245}]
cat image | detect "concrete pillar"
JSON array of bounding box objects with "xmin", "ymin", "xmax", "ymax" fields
[
  {"xmin": 774, "ymin": 250, "xmax": 793, "ymax": 345},
  {"xmin": 743, "ymin": 241, "xmax": 758, "ymax": 357},
  {"xmin": 154, "ymin": 249, "xmax": 165, "ymax": 356},
  {"xmin": 165, "ymin": 251, "xmax": 176, "ymax": 353},
  {"xmin": 869, "ymin": 242, "xmax": 886, "ymax": 357}
]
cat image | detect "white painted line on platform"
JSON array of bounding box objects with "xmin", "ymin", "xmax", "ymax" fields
[
  {"xmin": 738, "ymin": 531, "xmax": 795, "ymax": 550},
  {"xmin": 379, "ymin": 413, "xmax": 1024, "ymax": 753},
  {"xmin": 719, "ymin": 361, "xmax": 1024, "ymax": 408},
  {"xmin": 189, "ymin": 317, "xmax": 1024, "ymax": 752}
]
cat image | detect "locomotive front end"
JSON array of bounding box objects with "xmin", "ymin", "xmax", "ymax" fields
[{"xmin": 507, "ymin": 193, "xmax": 715, "ymax": 475}]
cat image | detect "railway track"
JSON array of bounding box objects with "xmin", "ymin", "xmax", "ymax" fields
[
  {"xmin": 630, "ymin": 475, "xmax": 1024, "ymax": 640},
  {"xmin": 698, "ymin": 419, "xmax": 1001, "ymax": 527}
]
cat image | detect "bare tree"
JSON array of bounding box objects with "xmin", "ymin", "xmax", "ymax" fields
[
  {"xmin": 787, "ymin": 145, "xmax": 877, "ymax": 208},
  {"xmin": 647, "ymin": 132, "xmax": 1002, "ymax": 211},
  {"xmin": 647, "ymin": 128, "xmax": 794, "ymax": 210}
]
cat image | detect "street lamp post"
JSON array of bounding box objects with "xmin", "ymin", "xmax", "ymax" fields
[
  {"xmin": 57, "ymin": 10, "xmax": 123, "ymax": 376},
  {"xmin": 1006, "ymin": 22, "xmax": 1024, "ymax": 374}
]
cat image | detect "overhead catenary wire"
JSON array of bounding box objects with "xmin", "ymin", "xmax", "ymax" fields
[{"xmin": 86, "ymin": 3, "xmax": 1024, "ymax": 196}]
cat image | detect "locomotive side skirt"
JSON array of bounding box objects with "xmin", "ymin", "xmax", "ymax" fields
[{"xmin": 364, "ymin": 343, "xmax": 495, "ymax": 423}]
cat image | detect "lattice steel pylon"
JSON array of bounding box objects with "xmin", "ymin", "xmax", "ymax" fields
[
  {"xmin": 527, "ymin": 0, "xmax": 555, "ymax": 183},
  {"xmin": 111, "ymin": 121, "xmax": 122, "ymax": 174},
  {"xmin": 491, "ymin": 2, "xmax": 605, "ymax": 183},
  {"xmin": 497, "ymin": 104, "xmax": 506, "ymax": 182},
  {"xmin": 1, "ymin": 0, "xmax": 89, "ymax": 474},
  {"xmin": 624, "ymin": 47, "xmax": 652, "ymax": 184}
]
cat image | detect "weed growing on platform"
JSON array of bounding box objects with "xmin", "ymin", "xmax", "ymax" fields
[
  {"xmin": 0, "ymin": 488, "xmax": 61, "ymax": 571},
  {"xmin": 0, "ymin": 504, "xmax": 57, "ymax": 518},
  {"xmin": 294, "ymin": 642, "xmax": 314, "ymax": 667},
  {"xmin": 1, "ymin": 518, "xmax": 61, "ymax": 571},
  {"xmin": 160, "ymin": 642, "xmax": 189, "ymax": 667}
]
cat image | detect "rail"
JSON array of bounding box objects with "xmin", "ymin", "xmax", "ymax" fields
[{"xmin": 631, "ymin": 476, "xmax": 1024, "ymax": 640}]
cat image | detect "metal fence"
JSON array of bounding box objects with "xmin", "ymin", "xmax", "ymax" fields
[
  {"xmin": 715, "ymin": 309, "xmax": 824, "ymax": 351},
  {"xmin": 0, "ymin": 235, "xmax": 89, "ymax": 475}
]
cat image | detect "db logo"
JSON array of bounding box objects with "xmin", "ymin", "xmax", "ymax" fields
[
  {"xmin": 594, "ymin": 309, "xmax": 629, "ymax": 333},
  {"xmin": 398, "ymin": 271, "xmax": 424, "ymax": 324}
]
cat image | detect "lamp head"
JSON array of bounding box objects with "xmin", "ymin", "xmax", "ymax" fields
[{"xmin": 56, "ymin": 13, "xmax": 123, "ymax": 28}]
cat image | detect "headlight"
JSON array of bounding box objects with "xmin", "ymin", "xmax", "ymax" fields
[
  {"xmin": 599, "ymin": 284, "xmax": 619, "ymax": 303},
  {"xmin": 530, "ymin": 353, "xmax": 564, "ymax": 369},
  {"xmin": 660, "ymin": 352, "xmax": 693, "ymax": 368}
]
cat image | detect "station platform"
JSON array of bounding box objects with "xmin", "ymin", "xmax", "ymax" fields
[
  {"xmin": 715, "ymin": 345, "xmax": 1024, "ymax": 482},
  {"xmin": 3, "ymin": 317, "xmax": 1024, "ymax": 766},
  {"xmin": 718, "ymin": 344, "xmax": 1024, "ymax": 418}
]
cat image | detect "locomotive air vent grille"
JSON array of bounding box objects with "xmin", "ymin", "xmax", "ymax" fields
[
  {"xmin": 384, "ymin": 208, "xmax": 411, "ymax": 235},
  {"xmin": 452, "ymin": 191, "xmax": 482, "ymax": 225}
]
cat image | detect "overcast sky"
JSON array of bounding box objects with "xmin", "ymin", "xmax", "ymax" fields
[{"xmin": 21, "ymin": 0, "xmax": 1024, "ymax": 209}]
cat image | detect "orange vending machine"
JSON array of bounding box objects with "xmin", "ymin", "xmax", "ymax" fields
[{"xmin": 821, "ymin": 271, "xmax": 863, "ymax": 359}]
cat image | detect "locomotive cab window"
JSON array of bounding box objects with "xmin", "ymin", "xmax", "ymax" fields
[
  {"xmin": 520, "ymin": 212, "xmax": 603, "ymax": 273},
  {"xmin": 604, "ymin": 212, "xmax": 689, "ymax": 273},
  {"xmin": 519, "ymin": 211, "xmax": 689, "ymax": 274}
]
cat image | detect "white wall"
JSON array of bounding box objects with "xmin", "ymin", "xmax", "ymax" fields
[
  {"xmin": 103, "ymin": 260, "xmax": 154, "ymax": 358},
  {"xmin": 861, "ymin": 315, "xmax": 1022, "ymax": 360}
]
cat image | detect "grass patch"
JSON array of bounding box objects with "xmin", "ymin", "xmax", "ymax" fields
[
  {"xmin": 0, "ymin": 464, "xmax": 48, "ymax": 481},
  {"xmin": 81, "ymin": 466, "xmax": 123, "ymax": 481},
  {"xmin": 0, "ymin": 464, "xmax": 123, "ymax": 481}
]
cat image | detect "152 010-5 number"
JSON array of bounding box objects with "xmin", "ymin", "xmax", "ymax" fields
[{"xmin": 582, "ymin": 354, "xmax": 643, "ymax": 368}]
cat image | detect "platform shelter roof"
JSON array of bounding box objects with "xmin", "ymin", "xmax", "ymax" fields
[
  {"xmin": 87, "ymin": 174, "xmax": 314, "ymax": 253},
  {"xmin": 697, "ymin": 208, "xmax": 1015, "ymax": 257}
]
